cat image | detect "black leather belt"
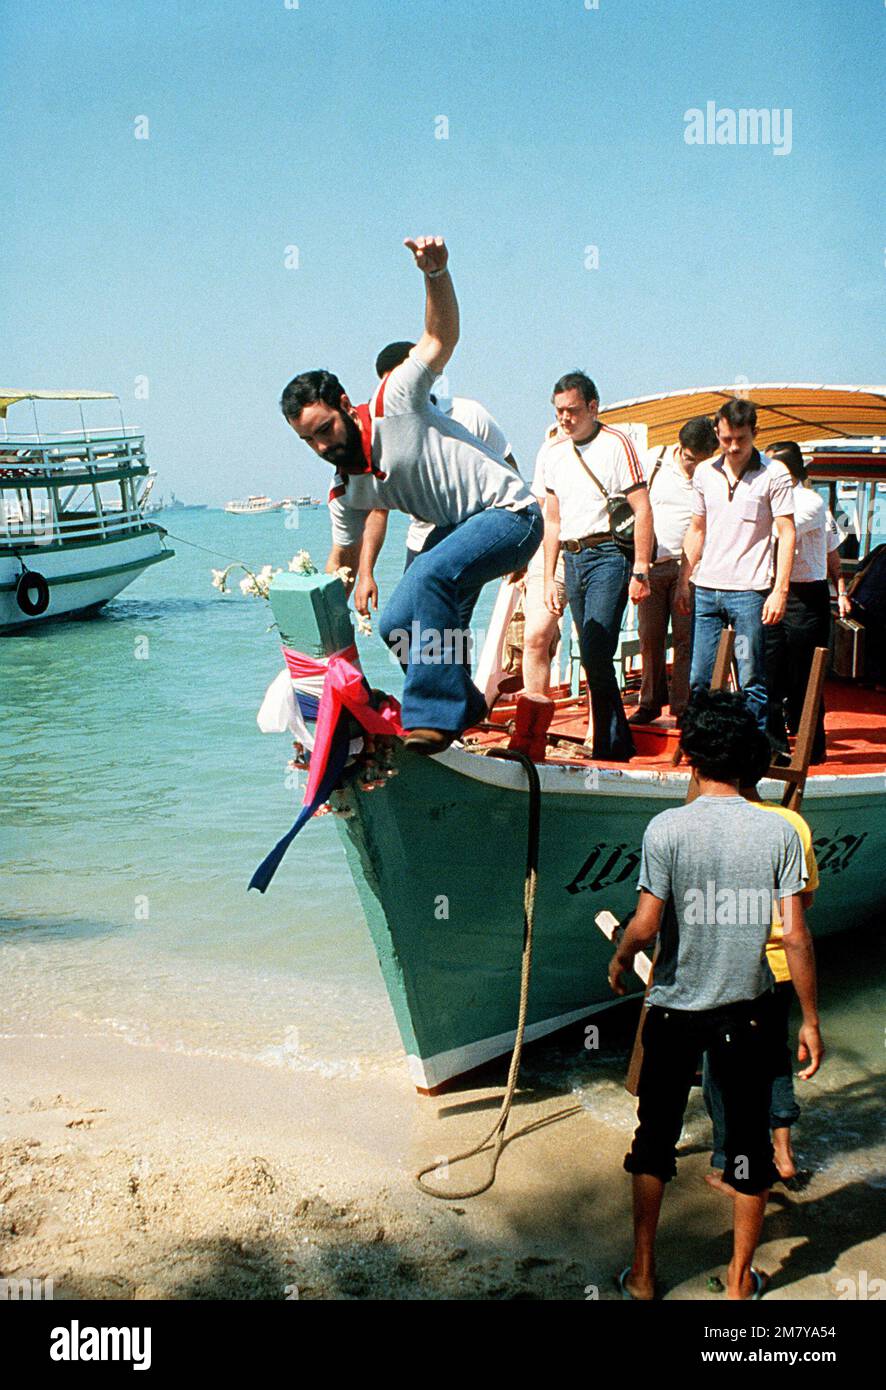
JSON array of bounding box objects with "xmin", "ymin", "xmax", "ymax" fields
[{"xmin": 561, "ymin": 533, "xmax": 611, "ymax": 553}]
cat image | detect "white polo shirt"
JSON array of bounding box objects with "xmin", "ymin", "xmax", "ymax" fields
[
  {"xmin": 327, "ymin": 352, "xmax": 533, "ymax": 547},
  {"xmin": 789, "ymin": 484, "xmax": 844, "ymax": 583},
  {"xmin": 406, "ymin": 396, "xmax": 512, "ymax": 553},
  {"xmin": 542, "ymin": 424, "xmax": 646, "ymax": 543},
  {"xmin": 644, "ymin": 444, "xmax": 696, "ymax": 561},
  {"xmin": 691, "ymin": 451, "xmax": 795, "ymax": 592}
]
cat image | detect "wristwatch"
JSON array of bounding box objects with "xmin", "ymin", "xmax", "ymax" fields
[{"xmin": 632, "ymin": 570, "xmax": 649, "ymax": 583}]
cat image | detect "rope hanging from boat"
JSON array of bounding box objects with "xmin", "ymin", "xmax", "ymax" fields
[
  {"xmin": 415, "ymin": 747, "xmax": 541, "ymax": 1200},
  {"xmin": 159, "ymin": 528, "xmax": 252, "ymax": 568}
]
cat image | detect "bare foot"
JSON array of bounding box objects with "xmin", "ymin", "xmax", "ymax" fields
[
  {"xmin": 705, "ymin": 1172, "xmax": 738, "ymax": 1197},
  {"xmin": 773, "ymin": 1128, "xmax": 797, "ymax": 1180}
]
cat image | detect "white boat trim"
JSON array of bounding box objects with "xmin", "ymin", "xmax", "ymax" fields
[
  {"xmin": 434, "ymin": 744, "xmax": 886, "ymax": 800},
  {"xmin": 406, "ymin": 997, "xmax": 630, "ymax": 1090}
]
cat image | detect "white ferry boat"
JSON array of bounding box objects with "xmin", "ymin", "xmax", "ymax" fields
[
  {"xmin": 0, "ymin": 390, "xmax": 173, "ymax": 633},
  {"xmin": 224, "ymin": 495, "xmax": 281, "ymax": 515},
  {"xmin": 279, "ymin": 495, "xmax": 320, "ymax": 512}
]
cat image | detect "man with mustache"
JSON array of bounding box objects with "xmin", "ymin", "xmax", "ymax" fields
[{"xmin": 279, "ymin": 236, "xmax": 543, "ymax": 754}]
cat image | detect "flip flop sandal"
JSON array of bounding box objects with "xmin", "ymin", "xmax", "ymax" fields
[
  {"xmin": 617, "ymin": 1267, "xmax": 657, "ymax": 1301},
  {"xmin": 750, "ymin": 1268, "xmax": 769, "ymax": 1300}
]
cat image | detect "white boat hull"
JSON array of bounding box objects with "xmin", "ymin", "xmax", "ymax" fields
[{"xmin": 0, "ymin": 530, "xmax": 172, "ymax": 632}]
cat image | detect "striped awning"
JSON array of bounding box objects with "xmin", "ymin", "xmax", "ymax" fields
[
  {"xmin": 0, "ymin": 390, "xmax": 117, "ymax": 419},
  {"xmin": 599, "ymin": 385, "xmax": 886, "ymax": 449}
]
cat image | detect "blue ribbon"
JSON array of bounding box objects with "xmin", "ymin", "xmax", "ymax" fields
[{"xmin": 248, "ymin": 713, "xmax": 353, "ymax": 893}]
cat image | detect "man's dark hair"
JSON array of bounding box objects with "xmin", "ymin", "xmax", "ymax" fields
[
  {"xmin": 552, "ymin": 371, "xmax": 599, "ymax": 405},
  {"xmin": 739, "ymin": 728, "xmax": 773, "ymax": 790},
  {"xmin": 716, "ymin": 397, "xmax": 758, "ymax": 432},
  {"xmin": 678, "ymin": 415, "xmax": 718, "ymax": 456},
  {"xmin": 769, "ymin": 439, "xmax": 807, "ymax": 482},
  {"xmin": 280, "ymin": 370, "xmax": 347, "ymax": 423},
  {"xmin": 375, "ymin": 341, "xmax": 414, "ymax": 379},
  {"xmin": 679, "ymin": 689, "xmax": 761, "ymax": 782}
]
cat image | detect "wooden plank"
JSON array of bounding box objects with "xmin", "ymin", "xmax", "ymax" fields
[{"xmin": 766, "ymin": 645, "xmax": 829, "ymax": 812}]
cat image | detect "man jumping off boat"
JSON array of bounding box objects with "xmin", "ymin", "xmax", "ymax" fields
[{"xmin": 279, "ymin": 236, "xmax": 542, "ymax": 754}]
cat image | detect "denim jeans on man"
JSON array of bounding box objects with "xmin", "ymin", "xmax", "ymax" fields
[
  {"xmin": 563, "ymin": 541, "xmax": 635, "ymax": 761},
  {"xmin": 690, "ymin": 586, "xmax": 768, "ymax": 731},
  {"xmin": 403, "ymin": 522, "xmax": 483, "ymax": 635},
  {"xmin": 379, "ymin": 504, "xmax": 543, "ymax": 732}
]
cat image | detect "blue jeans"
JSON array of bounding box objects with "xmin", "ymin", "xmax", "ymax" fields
[
  {"xmin": 563, "ymin": 542, "xmax": 635, "ymax": 761},
  {"xmin": 379, "ymin": 504, "xmax": 543, "ymax": 732},
  {"xmin": 404, "ymin": 525, "xmax": 482, "ymax": 634},
  {"xmin": 702, "ymin": 982, "xmax": 800, "ymax": 1169},
  {"xmin": 689, "ymin": 586, "xmax": 768, "ymax": 731}
]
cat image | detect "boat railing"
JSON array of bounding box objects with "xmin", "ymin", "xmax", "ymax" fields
[
  {"xmin": 0, "ymin": 506, "xmax": 159, "ymax": 548},
  {"xmin": 0, "ymin": 435, "xmax": 146, "ymax": 475},
  {"xmin": 1, "ymin": 426, "xmax": 143, "ymax": 444}
]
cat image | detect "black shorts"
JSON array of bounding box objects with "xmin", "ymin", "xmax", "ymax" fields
[{"xmin": 624, "ymin": 996, "xmax": 778, "ymax": 1195}]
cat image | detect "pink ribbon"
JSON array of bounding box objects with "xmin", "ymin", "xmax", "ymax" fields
[{"xmin": 281, "ymin": 644, "xmax": 405, "ymax": 805}]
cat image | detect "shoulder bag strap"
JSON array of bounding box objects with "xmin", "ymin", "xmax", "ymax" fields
[
  {"xmin": 571, "ymin": 440, "xmax": 612, "ymax": 499},
  {"xmin": 648, "ymin": 445, "xmax": 667, "ymax": 493}
]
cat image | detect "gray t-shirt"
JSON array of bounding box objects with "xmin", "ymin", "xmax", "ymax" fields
[
  {"xmin": 638, "ymin": 795, "xmax": 807, "ymax": 1010},
  {"xmin": 328, "ymin": 352, "xmax": 533, "ymax": 546}
]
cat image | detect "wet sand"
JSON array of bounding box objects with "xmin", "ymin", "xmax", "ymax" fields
[{"xmin": 0, "ymin": 928, "xmax": 882, "ymax": 1301}]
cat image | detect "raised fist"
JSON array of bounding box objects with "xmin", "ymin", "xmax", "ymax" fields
[{"xmin": 403, "ymin": 235, "xmax": 448, "ymax": 276}]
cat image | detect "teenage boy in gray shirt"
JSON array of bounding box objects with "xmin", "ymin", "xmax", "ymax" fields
[{"xmin": 609, "ymin": 689, "xmax": 824, "ymax": 1300}]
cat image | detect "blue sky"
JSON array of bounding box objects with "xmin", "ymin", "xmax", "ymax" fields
[{"xmin": 2, "ymin": 0, "xmax": 883, "ymax": 502}]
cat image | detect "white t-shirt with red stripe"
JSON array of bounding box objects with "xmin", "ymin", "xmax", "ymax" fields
[
  {"xmin": 542, "ymin": 424, "xmax": 646, "ymax": 543},
  {"xmin": 327, "ymin": 351, "xmax": 533, "ymax": 548}
]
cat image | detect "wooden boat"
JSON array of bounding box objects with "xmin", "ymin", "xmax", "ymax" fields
[
  {"xmin": 259, "ymin": 386, "xmax": 886, "ymax": 1092},
  {"xmin": 0, "ymin": 390, "xmax": 173, "ymax": 632}
]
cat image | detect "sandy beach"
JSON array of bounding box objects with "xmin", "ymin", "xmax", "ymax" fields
[{"xmin": 2, "ymin": 925, "xmax": 882, "ymax": 1302}]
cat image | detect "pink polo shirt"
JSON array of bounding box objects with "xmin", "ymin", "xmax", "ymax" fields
[{"xmin": 691, "ymin": 451, "xmax": 794, "ymax": 592}]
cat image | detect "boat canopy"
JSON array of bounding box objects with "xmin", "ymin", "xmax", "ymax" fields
[
  {"xmin": 0, "ymin": 390, "xmax": 118, "ymax": 419},
  {"xmin": 600, "ymin": 384, "xmax": 886, "ymax": 448}
]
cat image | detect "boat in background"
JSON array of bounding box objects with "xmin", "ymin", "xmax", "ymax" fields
[
  {"xmin": 258, "ymin": 385, "xmax": 886, "ymax": 1091},
  {"xmin": 0, "ymin": 390, "xmax": 173, "ymax": 633},
  {"xmin": 225, "ymin": 495, "xmax": 281, "ymax": 515},
  {"xmin": 155, "ymin": 491, "xmax": 207, "ymax": 513},
  {"xmin": 280, "ymin": 496, "xmax": 320, "ymax": 512}
]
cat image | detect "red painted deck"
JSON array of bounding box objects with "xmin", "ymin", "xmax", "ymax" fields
[{"xmin": 469, "ymin": 680, "xmax": 886, "ymax": 776}]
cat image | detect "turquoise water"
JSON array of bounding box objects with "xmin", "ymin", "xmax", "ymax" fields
[
  {"xmin": 0, "ymin": 508, "xmax": 448, "ymax": 1075},
  {"xmin": 2, "ymin": 505, "xmax": 884, "ymax": 1090}
]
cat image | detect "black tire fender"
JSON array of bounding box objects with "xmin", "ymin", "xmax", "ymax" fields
[{"xmin": 15, "ymin": 569, "xmax": 51, "ymax": 616}]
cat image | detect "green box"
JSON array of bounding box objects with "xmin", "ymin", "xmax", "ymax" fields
[{"xmin": 268, "ymin": 573, "xmax": 354, "ymax": 657}]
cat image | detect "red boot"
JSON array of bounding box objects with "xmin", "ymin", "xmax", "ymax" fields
[{"xmin": 508, "ymin": 693, "xmax": 555, "ymax": 763}]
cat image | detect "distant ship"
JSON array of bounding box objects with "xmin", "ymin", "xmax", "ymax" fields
[
  {"xmin": 280, "ymin": 495, "xmax": 320, "ymax": 511},
  {"xmin": 156, "ymin": 491, "xmax": 207, "ymax": 513},
  {"xmin": 225, "ymin": 495, "xmax": 281, "ymax": 515}
]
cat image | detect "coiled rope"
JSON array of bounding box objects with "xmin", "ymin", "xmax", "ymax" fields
[{"xmin": 415, "ymin": 747, "xmax": 542, "ymax": 1199}]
